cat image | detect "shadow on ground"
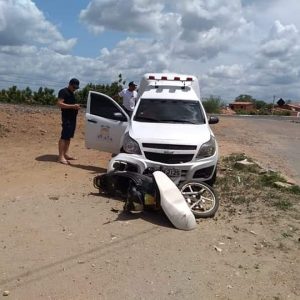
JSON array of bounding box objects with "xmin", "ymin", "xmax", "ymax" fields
[
  {"xmin": 35, "ymin": 154, "xmax": 106, "ymax": 173},
  {"xmin": 91, "ymin": 190, "xmax": 173, "ymax": 229},
  {"xmin": 116, "ymin": 210, "xmax": 173, "ymax": 229},
  {"xmin": 35, "ymin": 154, "xmax": 57, "ymax": 162}
]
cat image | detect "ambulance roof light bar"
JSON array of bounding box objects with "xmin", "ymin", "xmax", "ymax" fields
[{"xmin": 148, "ymin": 75, "xmax": 193, "ymax": 81}]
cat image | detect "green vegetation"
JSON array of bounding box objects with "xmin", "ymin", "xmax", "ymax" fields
[
  {"xmin": 215, "ymin": 153, "xmax": 300, "ymax": 215},
  {"xmin": 272, "ymin": 110, "xmax": 291, "ymax": 116},
  {"xmin": 273, "ymin": 200, "xmax": 293, "ymax": 211},
  {"xmin": 259, "ymin": 172, "xmax": 287, "ymax": 187},
  {"xmin": 0, "ymin": 86, "xmax": 57, "ymax": 105},
  {"xmin": 222, "ymin": 152, "xmax": 248, "ymax": 163},
  {"xmin": 0, "ymin": 81, "xmax": 294, "ymax": 117},
  {"xmin": 75, "ymin": 74, "xmax": 125, "ymax": 106},
  {"xmin": 235, "ymin": 94, "xmax": 256, "ymax": 102},
  {"xmin": 233, "ymin": 94, "xmax": 275, "ymax": 115},
  {"xmin": 202, "ymin": 94, "xmax": 285, "ymax": 115},
  {"xmin": 0, "ymin": 74, "xmax": 125, "ymax": 106},
  {"xmin": 202, "ymin": 95, "xmax": 222, "ymax": 113},
  {"xmin": 290, "ymin": 185, "xmax": 300, "ymax": 194}
]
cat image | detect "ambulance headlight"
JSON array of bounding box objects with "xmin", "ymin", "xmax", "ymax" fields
[
  {"xmin": 196, "ymin": 136, "xmax": 216, "ymax": 158},
  {"xmin": 123, "ymin": 133, "xmax": 141, "ymax": 154}
]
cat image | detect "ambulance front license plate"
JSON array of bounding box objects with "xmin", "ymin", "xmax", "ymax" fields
[{"xmin": 162, "ymin": 168, "xmax": 181, "ymax": 177}]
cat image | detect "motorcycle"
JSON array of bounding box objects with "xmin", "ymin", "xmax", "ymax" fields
[{"xmin": 93, "ymin": 170, "xmax": 219, "ymax": 220}]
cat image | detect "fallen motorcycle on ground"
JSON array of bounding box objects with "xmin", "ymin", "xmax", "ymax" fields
[{"xmin": 93, "ymin": 170, "xmax": 219, "ymax": 230}]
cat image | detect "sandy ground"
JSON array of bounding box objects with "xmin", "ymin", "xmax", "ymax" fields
[{"xmin": 0, "ymin": 104, "xmax": 299, "ymax": 300}]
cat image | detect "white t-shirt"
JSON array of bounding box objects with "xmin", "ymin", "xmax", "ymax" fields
[{"xmin": 118, "ymin": 88, "xmax": 137, "ymax": 111}]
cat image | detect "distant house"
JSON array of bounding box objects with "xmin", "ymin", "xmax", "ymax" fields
[
  {"xmin": 285, "ymin": 103, "xmax": 300, "ymax": 112},
  {"xmin": 274, "ymin": 103, "xmax": 300, "ymax": 116},
  {"xmin": 229, "ymin": 102, "xmax": 255, "ymax": 112}
]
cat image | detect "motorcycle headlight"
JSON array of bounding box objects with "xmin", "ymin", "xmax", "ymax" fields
[
  {"xmin": 196, "ymin": 136, "xmax": 216, "ymax": 158},
  {"xmin": 123, "ymin": 133, "xmax": 141, "ymax": 154}
]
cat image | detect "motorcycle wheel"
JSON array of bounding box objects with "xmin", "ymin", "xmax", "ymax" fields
[{"xmin": 178, "ymin": 180, "xmax": 219, "ymax": 218}]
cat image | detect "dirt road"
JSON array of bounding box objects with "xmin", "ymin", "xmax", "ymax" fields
[
  {"xmin": 215, "ymin": 115, "xmax": 300, "ymax": 185},
  {"xmin": 0, "ymin": 104, "xmax": 299, "ymax": 299}
]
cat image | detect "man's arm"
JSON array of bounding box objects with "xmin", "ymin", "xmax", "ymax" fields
[
  {"xmin": 118, "ymin": 89, "xmax": 125, "ymax": 97},
  {"xmin": 57, "ymin": 98, "xmax": 80, "ymax": 110},
  {"xmin": 112, "ymin": 89, "xmax": 124, "ymax": 101}
]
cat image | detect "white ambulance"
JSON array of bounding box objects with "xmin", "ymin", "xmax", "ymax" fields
[{"xmin": 85, "ymin": 73, "xmax": 219, "ymax": 185}]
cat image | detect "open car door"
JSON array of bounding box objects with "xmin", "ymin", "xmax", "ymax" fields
[{"xmin": 85, "ymin": 91, "xmax": 129, "ymax": 153}]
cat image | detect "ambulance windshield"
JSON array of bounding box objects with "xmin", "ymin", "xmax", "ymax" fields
[{"xmin": 134, "ymin": 99, "xmax": 205, "ymax": 124}]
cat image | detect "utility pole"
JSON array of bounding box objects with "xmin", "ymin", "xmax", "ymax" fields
[{"xmin": 272, "ymin": 95, "xmax": 275, "ymax": 115}]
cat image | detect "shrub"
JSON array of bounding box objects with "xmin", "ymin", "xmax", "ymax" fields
[{"xmin": 202, "ymin": 96, "xmax": 221, "ymax": 113}]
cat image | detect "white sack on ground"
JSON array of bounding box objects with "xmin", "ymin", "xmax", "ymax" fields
[{"xmin": 153, "ymin": 171, "xmax": 196, "ymax": 231}]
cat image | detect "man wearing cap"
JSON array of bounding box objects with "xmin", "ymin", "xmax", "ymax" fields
[
  {"xmin": 118, "ymin": 81, "xmax": 138, "ymax": 116},
  {"xmin": 57, "ymin": 78, "xmax": 80, "ymax": 164}
]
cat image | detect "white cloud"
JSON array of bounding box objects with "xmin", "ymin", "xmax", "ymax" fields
[
  {"xmin": 169, "ymin": 0, "xmax": 252, "ymax": 59},
  {"xmin": 198, "ymin": 18, "xmax": 300, "ymax": 101},
  {"xmin": 80, "ymin": 0, "xmax": 253, "ymax": 61},
  {"xmin": 177, "ymin": 0, "xmax": 245, "ymax": 32},
  {"xmin": 0, "ymin": 0, "xmax": 76, "ymax": 53},
  {"xmin": 98, "ymin": 37, "xmax": 169, "ymax": 79},
  {"xmin": 259, "ymin": 21, "xmax": 299, "ymax": 58},
  {"xmin": 80, "ymin": 0, "xmax": 169, "ymax": 34},
  {"xmin": 0, "ymin": 45, "xmax": 111, "ymax": 88},
  {"xmin": 208, "ymin": 64, "xmax": 244, "ymax": 79},
  {"xmin": 251, "ymin": 20, "xmax": 300, "ymax": 89}
]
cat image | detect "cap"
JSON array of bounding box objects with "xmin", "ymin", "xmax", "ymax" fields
[
  {"xmin": 128, "ymin": 81, "xmax": 137, "ymax": 87},
  {"xmin": 69, "ymin": 78, "xmax": 80, "ymax": 89}
]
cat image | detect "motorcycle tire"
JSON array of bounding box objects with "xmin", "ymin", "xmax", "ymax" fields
[{"xmin": 178, "ymin": 180, "xmax": 219, "ymax": 218}]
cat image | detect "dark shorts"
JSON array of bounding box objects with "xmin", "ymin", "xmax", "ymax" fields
[
  {"xmin": 61, "ymin": 118, "xmax": 76, "ymax": 140},
  {"xmin": 122, "ymin": 106, "xmax": 133, "ymax": 117}
]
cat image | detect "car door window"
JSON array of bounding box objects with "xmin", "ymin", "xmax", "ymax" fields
[{"xmin": 90, "ymin": 93, "xmax": 124, "ymax": 120}]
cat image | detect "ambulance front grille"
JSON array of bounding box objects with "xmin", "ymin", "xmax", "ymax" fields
[
  {"xmin": 142, "ymin": 143, "xmax": 197, "ymax": 150},
  {"xmin": 144, "ymin": 152, "xmax": 194, "ymax": 164}
]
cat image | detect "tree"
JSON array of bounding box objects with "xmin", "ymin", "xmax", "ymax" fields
[
  {"xmin": 202, "ymin": 96, "xmax": 221, "ymax": 113},
  {"xmin": 235, "ymin": 94, "xmax": 256, "ymax": 102},
  {"xmin": 254, "ymin": 100, "xmax": 267, "ymax": 110},
  {"xmin": 76, "ymin": 74, "xmax": 124, "ymax": 105},
  {"xmin": 23, "ymin": 87, "xmax": 32, "ymax": 102}
]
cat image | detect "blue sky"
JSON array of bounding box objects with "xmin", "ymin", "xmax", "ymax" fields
[
  {"xmin": 0, "ymin": 0, "xmax": 300, "ymax": 102},
  {"xmin": 33, "ymin": 0, "xmax": 126, "ymax": 57}
]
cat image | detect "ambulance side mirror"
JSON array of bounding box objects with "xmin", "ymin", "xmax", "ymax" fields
[{"xmin": 208, "ymin": 116, "xmax": 219, "ymax": 124}]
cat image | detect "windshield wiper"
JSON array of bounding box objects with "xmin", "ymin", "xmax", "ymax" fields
[
  {"xmin": 134, "ymin": 116, "xmax": 159, "ymax": 122},
  {"xmin": 159, "ymin": 119, "xmax": 197, "ymax": 124}
]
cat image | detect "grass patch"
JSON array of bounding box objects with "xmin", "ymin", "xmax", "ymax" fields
[
  {"xmin": 234, "ymin": 163, "xmax": 260, "ymax": 173},
  {"xmin": 259, "ymin": 171, "xmax": 287, "ymax": 187},
  {"xmin": 222, "ymin": 153, "xmax": 248, "ymax": 163},
  {"xmin": 272, "ymin": 199, "xmax": 293, "ymax": 210},
  {"xmin": 215, "ymin": 153, "xmax": 300, "ymax": 216},
  {"xmin": 223, "ymin": 153, "xmax": 261, "ymax": 173},
  {"xmin": 232, "ymin": 195, "xmax": 248, "ymax": 205},
  {"xmin": 289, "ymin": 185, "xmax": 300, "ymax": 195}
]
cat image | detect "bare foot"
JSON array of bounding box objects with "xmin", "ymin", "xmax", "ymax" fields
[
  {"xmin": 65, "ymin": 155, "xmax": 77, "ymax": 160},
  {"xmin": 58, "ymin": 158, "xmax": 70, "ymax": 165}
]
